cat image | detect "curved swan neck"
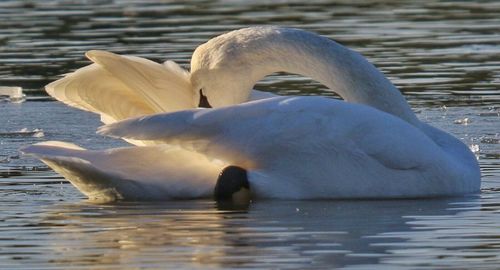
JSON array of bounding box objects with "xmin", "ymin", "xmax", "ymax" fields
[{"xmin": 227, "ymin": 27, "xmax": 419, "ymax": 126}]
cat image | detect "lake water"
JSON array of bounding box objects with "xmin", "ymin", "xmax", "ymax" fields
[{"xmin": 0, "ymin": 0, "xmax": 499, "ymax": 269}]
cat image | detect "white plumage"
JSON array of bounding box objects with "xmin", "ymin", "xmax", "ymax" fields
[{"xmin": 22, "ymin": 26, "xmax": 481, "ymax": 201}]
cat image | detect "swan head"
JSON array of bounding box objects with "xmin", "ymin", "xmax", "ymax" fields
[
  {"xmin": 190, "ymin": 43, "xmax": 256, "ymax": 108},
  {"xmin": 214, "ymin": 165, "xmax": 251, "ymax": 204},
  {"xmin": 190, "ymin": 27, "xmax": 279, "ymax": 107},
  {"xmin": 190, "ymin": 64, "xmax": 253, "ymax": 108}
]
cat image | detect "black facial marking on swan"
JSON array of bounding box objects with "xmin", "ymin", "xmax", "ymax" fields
[
  {"xmin": 198, "ymin": 89, "xmax": 212, "ymax": 108},
  {"xmin": 214, "ymin": 165, "xmax": 250, "ymax": 202}
]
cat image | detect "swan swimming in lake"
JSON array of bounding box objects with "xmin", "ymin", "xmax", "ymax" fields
[{"xmin": 22, "ymin": 26, "xmax": 481, "ymax": 202}]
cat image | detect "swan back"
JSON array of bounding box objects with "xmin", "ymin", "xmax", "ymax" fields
[{"xmin": 99, "ymin": 96, "xmax": 480, "ymax": 198}]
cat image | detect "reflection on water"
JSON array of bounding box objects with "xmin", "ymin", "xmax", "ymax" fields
[
  {"xmin": 0, "ymin": 0, "xmax": 499, "ymax": 269},
  {"xmin": 1, "ymin": 189, "xmax": 498, "ymax": 269}
]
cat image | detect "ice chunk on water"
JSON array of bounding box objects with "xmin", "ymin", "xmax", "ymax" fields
[
  {"xmin": 0, "ymin": 86, "xmax": 26, "ymax": 103},
  {"xmin": 454, "ymin": 117, "xmax": 470, "ymax": 125},
  {"xmin": 469, "ymin": 144, "xmax": 479, "ymax": 153},
  {"xmin": 31, "ymin": 129, "xmax": 44, "ymax": 138},
  {"xmin": 0, "ymin": 156, "xmax": 10, "ymax": 163},
  {"xmin": 0, "ymin": 128, "xmax": 44, "ymax": 138},
  {"xmin": 469, "ymin": 144, "xmax": 480, "ymax": 160}
]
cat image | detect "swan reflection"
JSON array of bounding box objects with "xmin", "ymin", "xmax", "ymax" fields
[{"xmin": 39, "ymin": 197, "xmax": 480, "ymax": 268}]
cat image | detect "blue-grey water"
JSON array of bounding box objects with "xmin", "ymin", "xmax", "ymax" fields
[{"xmin": 0, "ymin": 0, "xmax": 499, "ymax": 269}]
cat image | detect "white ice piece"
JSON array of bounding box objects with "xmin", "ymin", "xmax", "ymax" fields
[{"xmin": 0, "ymin": 86, "xmax": 26, "ymax": 103}]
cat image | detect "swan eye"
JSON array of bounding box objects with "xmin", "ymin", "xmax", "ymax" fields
[{"xmin": 198, "ymin": 89, "xmax": 212, "ymax": 108}]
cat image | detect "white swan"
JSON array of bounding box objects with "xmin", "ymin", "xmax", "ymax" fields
[{"xmin": 22, "ymin": 26, "xmax": 481, "ymax": 201}]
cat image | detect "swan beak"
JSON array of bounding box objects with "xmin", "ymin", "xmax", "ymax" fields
[
  {"xmin": 214, "ymin": 165, "xmax": 251, "ymax": 205},
  {"xmin": 198, "ymin": 89, "xmax": 212, "ymax": 108}
]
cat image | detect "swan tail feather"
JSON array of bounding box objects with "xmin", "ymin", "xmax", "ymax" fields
[
  {"xmin": 21, "ymin": 142, "xmax": 134, "ymax": 201},
  {"xmin": 21, "ymin": 142, "xmax": 224, "ymax": 201}
]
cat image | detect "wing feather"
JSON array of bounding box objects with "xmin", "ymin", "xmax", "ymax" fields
[
  {"xmin": 98, "ymin": 96, "xmax": 443, "ymax": 173},
  {"xmin": 46, "ymin": 64, "xmax": 155, "ymax": 124},
  {"xmin": 46, "ymin": 51, "xmax": 194, "ymax": 125},
  {"xmin": 86, "ymin": 50, "xmax": 194, "ymax": 112}
]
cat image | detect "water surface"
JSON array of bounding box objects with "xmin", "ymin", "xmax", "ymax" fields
[{"xmin": 0, "ymin": 0, "xmax": 499, "ymax": 269}]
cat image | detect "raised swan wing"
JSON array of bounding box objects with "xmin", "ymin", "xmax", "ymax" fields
[{"xmin": 46, "ymin": 50, "xmax": 194, "ymax": 125}]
